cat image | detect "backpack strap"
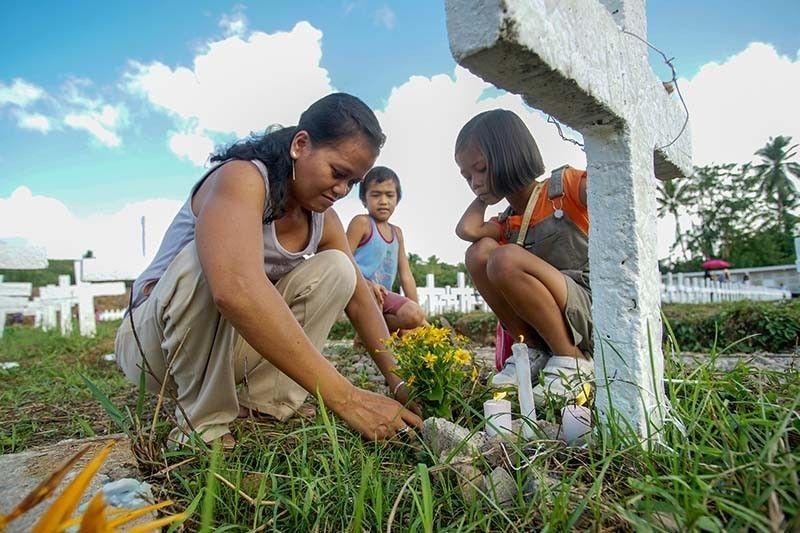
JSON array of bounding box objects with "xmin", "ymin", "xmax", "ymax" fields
[
  {"xmin": 548, "ymin": 165, "xmax": 569, "ymax": 199},
  {"xmin": 516, "ymin": 181, "xmax": 544, "ymax": 246}
]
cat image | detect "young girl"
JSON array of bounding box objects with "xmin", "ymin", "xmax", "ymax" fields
[
  {"xmin": 346, "ymin": 167, "xmax": 426, "ymax": 335},
  {"xmin": 454, "ymin": 109, "xmax": 593, "ymax": 404},
  {"xmin": 116, "ymin": 94, "xmax": 420, "ymax": 449}
]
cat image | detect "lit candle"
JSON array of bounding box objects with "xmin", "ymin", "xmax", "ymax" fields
[
  {"xmin": 561, "ymin": 405, "xmax": 592, "ymax": 443},
  {"xmin": 483, "ymin": 396, "xmax": 512, "ymax": 437},
  {"xmin": 513, "ymin": 337, "xmax": 536, "ymax": 439}
]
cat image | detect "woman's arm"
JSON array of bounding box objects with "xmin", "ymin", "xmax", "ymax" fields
[
  {"xmin": 455, "ymin": 197, "xmax": 503, "ymax": 242},
  {"xmin": 195, "ymin": 163, "xmax": 419, "ymax": 438},
  {"xmin": 395, "ymin": 228, "xmax": 419, "ymax": 303},
  {"xmin": 320, "ymin": 210, "xmax": 403, "ymax": 389}
]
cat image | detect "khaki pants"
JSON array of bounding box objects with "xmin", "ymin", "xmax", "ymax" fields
[{"xmin": 115, "ymin": 241, "xmax": 356, "ymax": 444}]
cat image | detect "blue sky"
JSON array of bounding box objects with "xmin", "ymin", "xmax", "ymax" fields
[{"xmin": 1, "ymin": 1, "xmax": 799, "ymax": 264}]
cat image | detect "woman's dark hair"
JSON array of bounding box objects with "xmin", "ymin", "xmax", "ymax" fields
[
  {"xmin": 211, "ymin": 93, "xmax": 385, "ymax": 223},
  {"xmin": 454, "ymin": 109, "xmax": 544, "ymax": 197},
  {"xmin": 358, "ymin": 166, "xmax": 402, "ymax": 204}
]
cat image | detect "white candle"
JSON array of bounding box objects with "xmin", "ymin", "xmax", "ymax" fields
[
  {"xmin": 483, "ymin": 399, "xmax": 512, "ymax": 437},
  {"xmin": 561, "ymin": 405, "xmax": 592, "ymax": 443},
  {"xmin": 513, "ymin": 341, "xmax": 536, "ymax": 439}
]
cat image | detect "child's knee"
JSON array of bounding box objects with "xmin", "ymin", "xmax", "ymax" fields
[
  {"xmin": 486, "ymin": 246, "xmax": 519, "ymax": 283},
  {"xmin": 465, "ymin": 238, "xmax": 497, "ymax": 271},
  {"xmin": 398, "ymin": 301, "xmax": 425, "ymax": 327}
]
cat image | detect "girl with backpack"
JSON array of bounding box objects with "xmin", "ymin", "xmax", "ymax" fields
[{"xmin": 454, "ymin": 109, "xmax": 593, "ymax": 405}]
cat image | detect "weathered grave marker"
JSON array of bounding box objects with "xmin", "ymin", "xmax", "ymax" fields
[
  {"xmin": 446, "ymin": 0, "xmax": 693, "ymax": 438},
  {"xmin": 0, "ymin": 243, "xmax": 48, "ymax": 338},
  {"xmin": 0, "ymin": 242, "xmax": 47, "ymax": 270}
]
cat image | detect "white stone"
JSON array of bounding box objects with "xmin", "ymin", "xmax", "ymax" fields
[
  {"xmin": 446, "ymin": 0, "xmax": 693, "ymax": 439},
  {"xmin": 0, "ymin": 243, "xmax": 47, "ymax": 269}
]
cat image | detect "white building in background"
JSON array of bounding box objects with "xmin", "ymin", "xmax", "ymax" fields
[{"xmin": 674, "ymin": 265, "xmax": 799, "ymax": 295}]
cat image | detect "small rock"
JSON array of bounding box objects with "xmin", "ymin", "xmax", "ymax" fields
[
  {"xmin": 422, "ymin": 417, "xmax": 488, "ymax": 461},
  {"xmin": 0, "ymin": 362, "xmax": 20, "ymax": 370},
  {"xmin": 522, "ymin": 468, "xmax": 561, "ymax": 502},
  {"xmin": 102, "ymin": 353, "xmax": 115, "ymax": 362},
  {"xmin": 99, "ymin": 478, "xmax": 154, "ymax": 508},
  {"xmin": 452, "ymin": 463, "xmax": 485, "ymax": 503},
  {"xmin": 485, "ymin": 467, "xmax": 517, "ymax": 505},
  {"xmin": 507, "ymin": 418, "xmax": 560, "ymax": 441}
]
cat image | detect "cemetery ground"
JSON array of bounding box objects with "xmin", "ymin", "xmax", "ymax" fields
[{"xmin": 1, "ymin": 304, "xmax": 799, "ymax": 530}]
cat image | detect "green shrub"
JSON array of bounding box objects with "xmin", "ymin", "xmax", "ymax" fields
[
  {"xmin": 663, "ymin": 300, "xmax": 800, "ymax": 352},
  {"xmin": 0, "ymin": 259, "xmax": 76, "ymax": 287},
  {"xmin": 329, "ymin": 300, "xmax": 800, "ymax": 353},
  {"xmin": 328, "ymin": 311, "xmax": 499, "ymax": 344}
]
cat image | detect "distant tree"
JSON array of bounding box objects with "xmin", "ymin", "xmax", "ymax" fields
[
  {"xmin": 83, "ymin": 250, "xmax": 94, "ymax": 259},
  {"xmin": 754, "ymin": 135, "xmax": 800, "ymax": 234},
  {"xmin": 656, "ymin": 178, "xmax": 693, "ymax": 259}
]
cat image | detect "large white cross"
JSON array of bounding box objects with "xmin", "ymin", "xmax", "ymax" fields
[{"xmin": 446, "ymin": 0, "xmax": 692, "ymax": 438}]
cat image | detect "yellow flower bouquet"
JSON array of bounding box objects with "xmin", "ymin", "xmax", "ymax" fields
[{"xmin": 386, "ymin": 325, "xmax": 477, "ymax": 419}]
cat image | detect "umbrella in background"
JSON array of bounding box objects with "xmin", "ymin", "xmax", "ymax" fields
[{"xmin": 701, "ymin": 259, "xmax": 731, "ymax": 270}]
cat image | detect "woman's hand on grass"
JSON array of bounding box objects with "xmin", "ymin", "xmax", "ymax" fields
[{"xmin": 336, "ymin": 386, "xmax": 422, "ymax": 441}]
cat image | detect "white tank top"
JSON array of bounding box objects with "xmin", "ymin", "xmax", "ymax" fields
[{"xmin": 131, "ymin": 159, "xmax": 324, "ymax": 308}]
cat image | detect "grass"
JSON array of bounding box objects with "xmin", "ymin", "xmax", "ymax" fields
[
  {"xmin": 1, "ymin": 321, "xmax": 799, "ymax": 530},
  {"xmin": 0, "ymin": 320, "xmax": 138, "ymax": 453}
]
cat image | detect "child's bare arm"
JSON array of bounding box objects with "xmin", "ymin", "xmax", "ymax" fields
[
  {"xmin": 455, "ymin": 198, "xmax": 502, "ymax": 242},
  {"xmin": 395, "ymin": 228, "xmax": 419, "ymax": 303},
  {"xmin": 345, "ymin": 215, "xmax": 369, "ymax": 254}
]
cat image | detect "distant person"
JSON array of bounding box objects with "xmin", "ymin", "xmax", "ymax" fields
[
  {"xmin": 742, "ymin": 272, "xmax": 751, "ymax": 285},
  {"xmin": 346, "ymin": 166, "xmax": 426, "ymax": 337},
  {"xmin": 115, "ymin": 93, "xmax": 420, "ymax": 450},
  {"xmin": 704, "ymin": 269, "xmax": 711, "ymax": 281},
  {"xmin": 453, "ymin": 109, "xmax": 592, "ymax": 405},
  {"xmin": 723, "ymin": 269, "xmax": 731, "ymax": 283}
]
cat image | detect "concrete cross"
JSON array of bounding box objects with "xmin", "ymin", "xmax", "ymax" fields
[
  {"xmin": 38, "ymin": 271, "xmax": 126, "ymax": 336},
  {"xmin": 446, "ymin": 0, "xmax": 693, "ymax": 438},
  {"xmin": 0, "ymin": 242, "xmax": 47, "ymax": 269}
]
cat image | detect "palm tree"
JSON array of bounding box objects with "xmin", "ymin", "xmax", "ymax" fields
[
  {"xmin": 656, "ymin": 177, "xmax": 693, "ymax": 260},
  {"xmin": 754, "ymin": 136, "xmax": 800, "ymax": 234}
]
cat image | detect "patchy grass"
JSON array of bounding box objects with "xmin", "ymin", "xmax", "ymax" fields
[
  {"xmin": 0, "ymin": 320, "xmax": 137, "ymax": 453},
  {"xmin": 1, "ymin": 322, "xmax": 799, "ymax": 530}
]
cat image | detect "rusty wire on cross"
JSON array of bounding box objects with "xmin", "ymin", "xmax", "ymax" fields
[{"xmin": 620, "ymin": 28, "xmax": 691, "ymax": 151}]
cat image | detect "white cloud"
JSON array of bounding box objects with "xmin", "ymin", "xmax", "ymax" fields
[
  {"xmin": 16, "ymin": 112, "xmax": 52, "ymax": 133},
  {"xmin": 0, "ymin": 186, "xmax": 182, "ymax": 273},
  {"xmin": 0, "ymin": 78, "xmax": 46, "ymax": 108},
  {"xmin": 374, "ymin": 6, "xmax": 396, "ymax": 29},
  {"xmin": 680, "ymin": 42, "xmax": 800, "ymax": 166},
  {"xmin": 64, "ymin": 103, "xmax": 126, "ymax": 147},
  {"xmin": 126, "ymin": 21, "xmax": 333, "ymax": 164},
  {"xmin": 332, "ymin": 66, "xmax": 586, "ymax": 265},
  {"xmin": 219, "ymin": 5, "xmax": 247, "ymax": 36},
  {"xmin": 169, "ymin": 130, "xmax": 215, "ymax": 165}
]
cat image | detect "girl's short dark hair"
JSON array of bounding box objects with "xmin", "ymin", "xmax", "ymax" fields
[
  {"xmin": 455, "ymin": 109, "xmax": 545, "ymax": 197},
  {"xmin": 212, "ymin": 93, "xmax": 385, "ymax": 223},
  {"xmin": 359, "ymin": 166, "xmax": 402, "ymax": 204}
]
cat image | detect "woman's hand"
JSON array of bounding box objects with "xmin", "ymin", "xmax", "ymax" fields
[
  {"xmin": 335, "ymin": 386, "xmax": 422, "ymax": 441},
  {"xmin": 391, "ymin": 382, "xmax": 422, "ymax": 416}
]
